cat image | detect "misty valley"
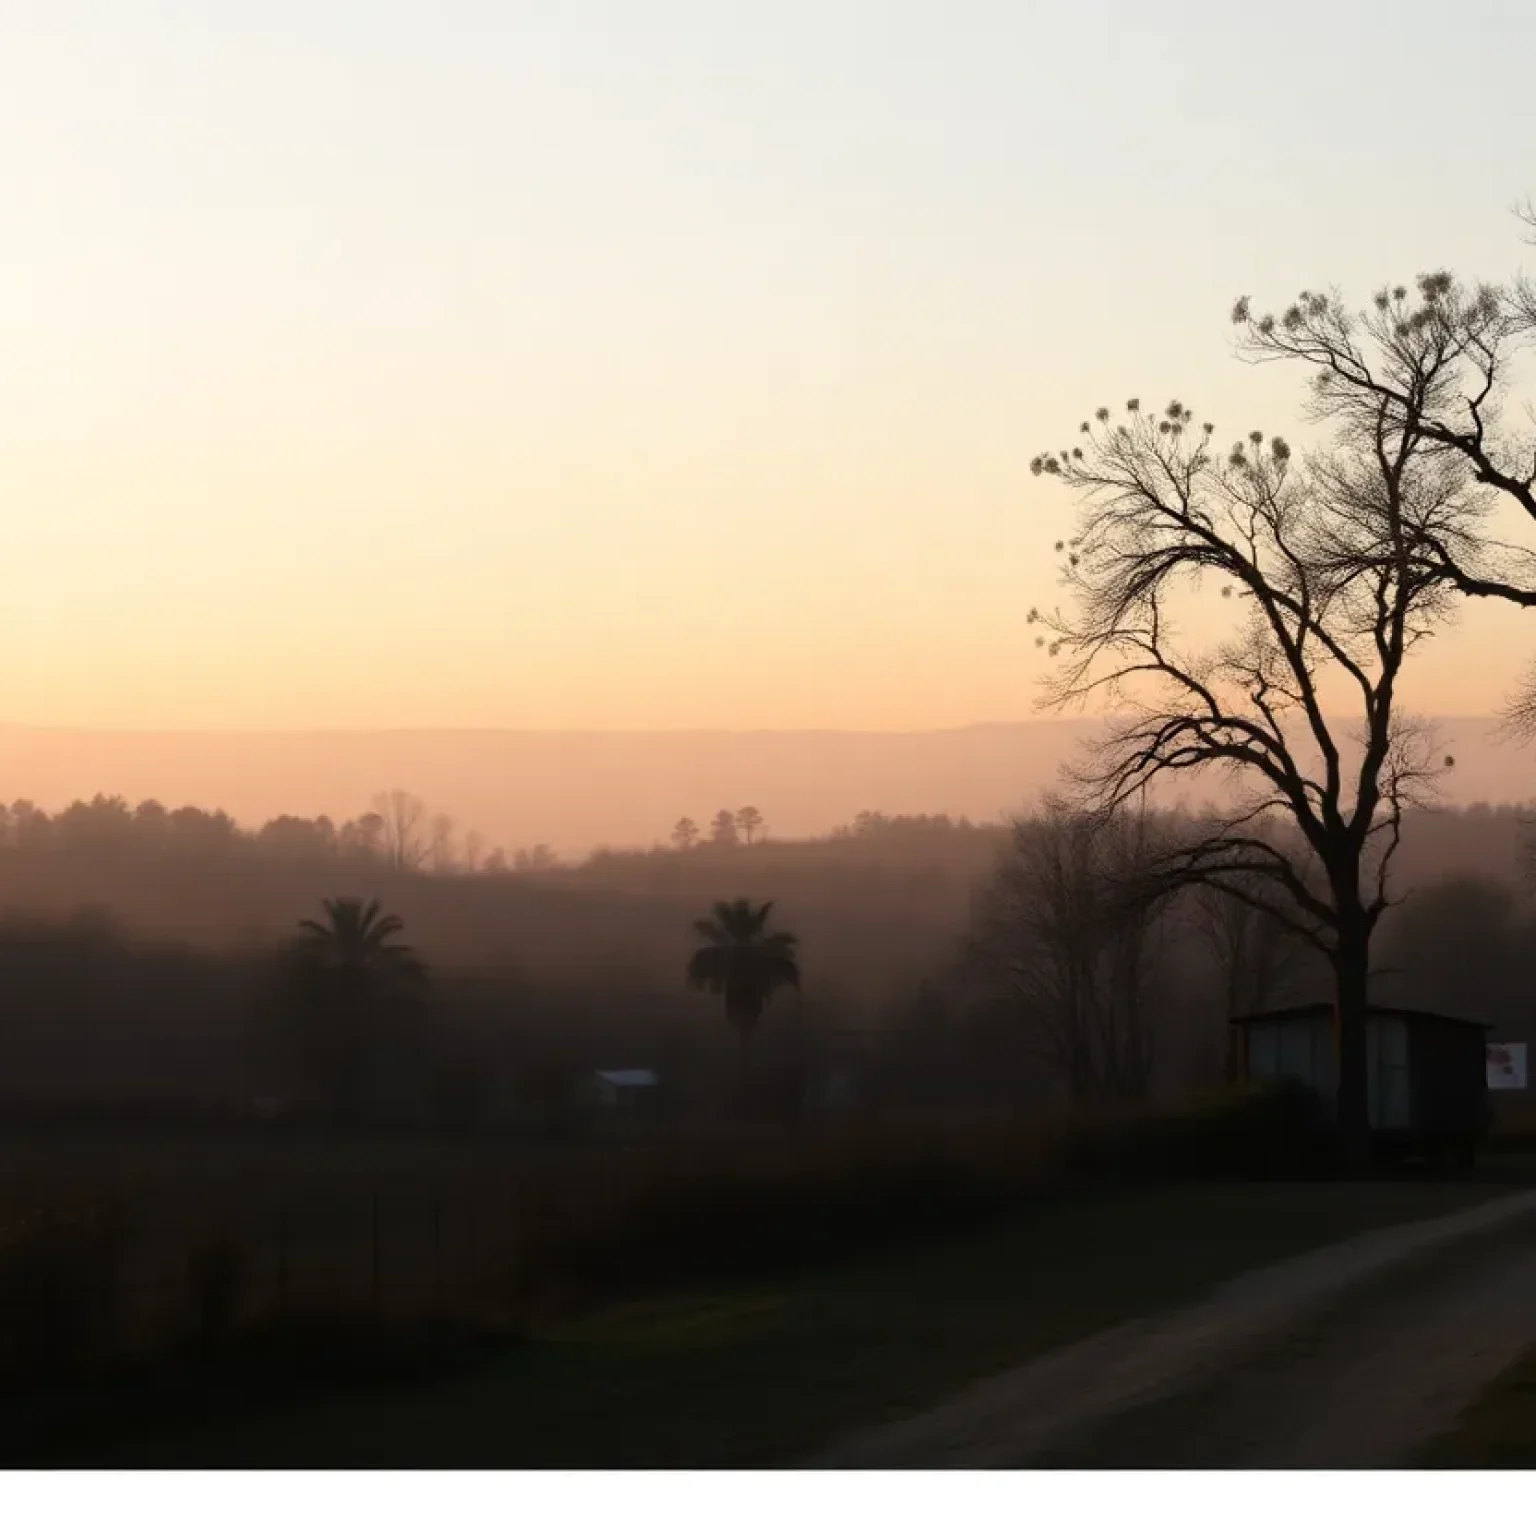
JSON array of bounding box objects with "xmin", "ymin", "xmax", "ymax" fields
[{"xmin": 0, "ymin": 785, "xmax": 1532, "ymax": 1466}]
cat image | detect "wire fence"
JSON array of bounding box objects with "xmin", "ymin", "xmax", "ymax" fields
[
  {"xmin": 0, "ymin": 1188, "xmax": 535, "ymax": 1380},
  {"xmin": 0, "ymin": 1118, "xmax": 1063, "ymax": 1383}
]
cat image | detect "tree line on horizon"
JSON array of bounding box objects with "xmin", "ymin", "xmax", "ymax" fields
[
  {"xmin": 0, "ymin": 788, "xmax": 580, "ymax": 878},
  {"xmin": 0, "ymin": 787, "xmax": 1004, "ymax": 878},
  {"xmin": 664, "ymin": 806, "xmax": 982, "ymax": 850}
]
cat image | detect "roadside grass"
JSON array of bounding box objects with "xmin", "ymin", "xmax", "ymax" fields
[
  {"xmin": 1420, "ymin": 1349, "xmax": 1536, "ymax": 1468},
  {"xmin": 64, "ymin": 1179, "xmax": 1500, "ymax": 1470}
]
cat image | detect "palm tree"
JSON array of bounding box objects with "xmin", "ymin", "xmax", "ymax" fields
[
  {"xmin": 289, "ymin": 898, "xmax": 426, "ymax": 1119},
  {"xmin": 686, "ymin": 898, "xmax": 800, "ymax": 1100},
  {"xmin": 297, "ymin": 896, "xmax": 421, "ymax": 975}
]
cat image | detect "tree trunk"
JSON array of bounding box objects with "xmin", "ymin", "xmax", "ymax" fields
[
  {"xmin": 1334, "ymin": 921, "xmax": 1372, "ymax": 1174},
  {"xmin": 737, "ymin": 1025, "xmax": 754, "ymax": 1119}
]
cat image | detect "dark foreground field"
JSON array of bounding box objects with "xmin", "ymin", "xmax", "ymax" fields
[{"xmin": 0, "ymin": 1124, "xmax": 1508, "ymax": 1469}]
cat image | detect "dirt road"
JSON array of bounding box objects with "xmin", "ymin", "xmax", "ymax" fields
[
  {"xmin": 814, "ymin": 1188, "xmax": 1536, "ymax": 1469},
  {"xmin": 1053, "ymin": 1219, "xmax": 1536, "ymax": 1468}
]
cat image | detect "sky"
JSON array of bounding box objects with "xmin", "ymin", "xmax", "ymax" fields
[{"xmin": 3, "ymin": 0, "xmax": 1536, "ymax": 733}]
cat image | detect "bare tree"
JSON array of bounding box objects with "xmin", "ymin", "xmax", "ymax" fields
[
  {"xmin": 736, "ymin": 806, "xmax": 765, "ymax": 846},
  {"xmin": 514, "ymin": 844, "xmax": 558, "ymax": 872},
  {"xmin": 671, "ymin": 817, "xmax": 699, "ymax": 852},
  {"xmin": 429, "ymin": 812, "xmax": 457, "ymax": 874},
  {"xmin": 963, "ymin": 797, "xmax": 1173, "ymax": 1104},
  {"xmin": 339, "ymin": 811, "xmax": 386, "ymax": 862},
  {"xmin": 1229, "ymin": 264, "xmax": 1536, "ymax": 727},
  {"xmin": 1028, "ymin": 384, "xmax": 1465, "ymax": 1153},
  {"xmin": 1188, "ymin": 854, "xmax": 1306, "ymax": 1080},
  {"xmin": 462, "ymin": 829, "xmax": 487, "ymax": 872},
  {"xmin": 372, "ymin": 790, "xmax": 429, "ymax": 873},
  {"xmin": 1192, "ymin": 871, "xmax": 1296, "ymax": 1016}
]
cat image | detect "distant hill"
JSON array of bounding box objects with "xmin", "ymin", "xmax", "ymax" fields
[{"xmin": 0, "ymin": 717, "xmax": 1528, "ymax": 857}]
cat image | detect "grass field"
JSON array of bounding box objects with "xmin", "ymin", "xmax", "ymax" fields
[{"xmin": 26, "ymin": 1178, "xmax": 1503, "ymax": 1469}]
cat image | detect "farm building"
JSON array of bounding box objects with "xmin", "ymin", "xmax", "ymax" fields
[
  {"xmin": 1232, "ymin": 1003, "xmax": 1491, "ymax": 1164},
  {"xmin": 576, "ymin": 1068, "xmax": 663, "ymax": 1117}
]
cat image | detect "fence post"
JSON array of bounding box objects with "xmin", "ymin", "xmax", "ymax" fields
[
  {"xmin": 277, "ymin": 1207, "xmax": 289, "ymax": 1314},
  {"xmin": 432, "ymin": 1199, "xmax": 443, "ymax": 1312},
  {"xmin": 371, "ymin": 1193, "xmax": 381, "ymax": 1312}
]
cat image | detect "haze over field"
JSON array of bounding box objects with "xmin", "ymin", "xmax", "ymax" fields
[{"xmin": 0, "ymin": 716, "xmax": 1528, "ymax": 856}]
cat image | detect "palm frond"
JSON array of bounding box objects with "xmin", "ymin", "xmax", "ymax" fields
[{"xmin": 686, "ymin": 895, "xmax": 800, "ymax": 1035}]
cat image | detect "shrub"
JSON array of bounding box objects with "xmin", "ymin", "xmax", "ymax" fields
[
  {"xmin": 0, "ymin": 1207, "xmax": 132, "ymax": 1386},
  {"xmin": 1058, "ymin": 1081, "xmax": 1341, "ymax": 1182},
  {"xmin": 186, "ymin": 1236, "xmax": 248, "ymax": 1351},
  {"xmin": 511, "ymin": 1131, "xmax": 1052, "ymax": 1305}
]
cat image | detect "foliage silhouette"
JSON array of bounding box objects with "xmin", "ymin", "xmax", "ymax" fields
[
  {"xmin": 686, "ymin": 898, "xmax": 801, "ymax": 1099},
  {"xmin": 286, "ymin": 898, "xmax": 427, "ymax": 1121}
]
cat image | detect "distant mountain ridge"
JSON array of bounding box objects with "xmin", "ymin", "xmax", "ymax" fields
[{"xmin": 0, "ymin": 717, "xmax": 1528, "ymax": 857}]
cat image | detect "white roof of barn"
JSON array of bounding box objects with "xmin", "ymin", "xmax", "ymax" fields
[{"xmin": 594, "ymin": 1069, "xmax": 659, "ymax": 1088}]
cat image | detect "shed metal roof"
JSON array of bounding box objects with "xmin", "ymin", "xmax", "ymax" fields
[{"xmin": 1230, "ymin": 1003, "xmax": 1490, "ymax": 1033}]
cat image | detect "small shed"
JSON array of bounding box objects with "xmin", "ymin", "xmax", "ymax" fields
[
  {"xmin": 578, "ymin": 1068, "xmax": 661, "ymax": 1115},
  {"xmin": 1232, "ymin": 1003, "xmax": 1491, "ymax": 1163}
]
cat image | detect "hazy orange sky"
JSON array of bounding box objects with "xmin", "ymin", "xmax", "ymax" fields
[{"xmin": 4, "ymin": 2, "xmax": 1536, "ymax": 733}]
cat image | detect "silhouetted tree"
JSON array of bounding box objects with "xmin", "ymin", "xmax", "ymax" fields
[
  {"xmin": 338, "ymin": 810, "xmax": 386, "ymax": 864},
  {"xmin": 9, "ymin": 801, "xmax": 49, "ymax": 850},
  {"xmin": 286, "ymin": 897, "xmax": 427, "ymax": 1120},
  {"xmin": 964, "ymin": 797, "xmax": 1173, "ymax": 1103},
  {"xmin": 1190, "ymin": 861, "xmax": 1304, "ymax": 1080},
  {"xmin": 133, "ymin": 799, "xmax": 170, "ymax": 847},
  {"xmin": 255, "ymin": 814, "xmax": 337, "ymax": 863},
  {"xmin": 671, "ymin": 817, "xmax": 699, "ymax": 852},
  {"xmin": 736, "ymin": 806, "xmax": 764, "ymax": 845},
  {"xmin": 53, "ymin": 795, "xmax": 134, "ymax": 856},
  {"xmin": 1029, "ymin": 382, "xmax": 1464, "ymax": 1156},
  {"xmin": 462, "ymin": 829, "xmax": 487, "ymax": 872},
  {"xmin": 373, "ymin": 790, "xmax": 428, "ymax": 873},
  {"xmin": 1230, "ymin": 260, "xmax": 1536, "ymax": 726},
  {"xmin": 1376, "ymin": 873, "xmax": 1526, "ymax": 1023},
  {"xmin": 1233, "ymin": 248, "xmax": 1536, "ymax": 888},
  {"xmin": 430, "ymin": 812, "xmax": 457, "ymax": 873},
  {"xmin": 514, "ymin": 844, "xmax": 558, "ymax": 872},
  {"xmin": 164, "ymin": 805, "xmax": 242, "ymax": 862},
  {"xmin": 709, "ymin": 810, "xmax": 739, "ymax": 847},
  {"xmin": 686, "ymin": 898, "xmax": 800, "ymax": 1099},
  {"xmin": 1193, "ymin": 862, "xmax": 1301, "ymax": 1008}
]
